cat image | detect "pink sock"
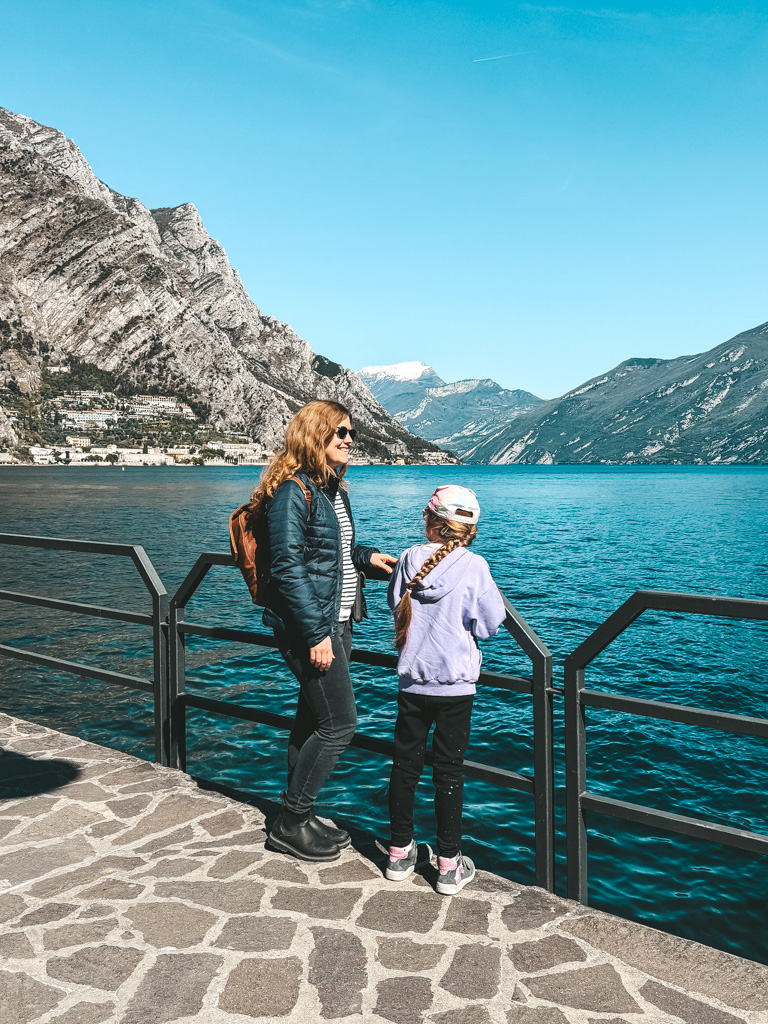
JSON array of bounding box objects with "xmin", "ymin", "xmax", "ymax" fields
[
  {"xmin": 389, "ymin": 841, "xmax": 413, "ymax": 860},
  {"xmin": 438, "ymin": 856, "xmax": 458, "ymax": 873}
]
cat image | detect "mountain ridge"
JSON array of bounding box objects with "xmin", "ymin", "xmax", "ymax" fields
[{"xmin": 358, "ymin": 362, "xmax": 542, "ymax": 457}]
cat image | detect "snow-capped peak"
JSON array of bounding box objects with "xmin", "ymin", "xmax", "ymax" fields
[{"xmin": 357, "ymin": 361, "xmax": 437, "ymax": 382}]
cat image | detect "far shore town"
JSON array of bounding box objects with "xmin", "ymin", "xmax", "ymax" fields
[{"xmin": 1, "ymin": 379, "xmax": 453, "ymax": 466}]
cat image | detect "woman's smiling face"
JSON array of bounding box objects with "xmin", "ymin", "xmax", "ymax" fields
[{"xmin": 324, "ymin": 416, "xmax": 354, "ymax": 470}]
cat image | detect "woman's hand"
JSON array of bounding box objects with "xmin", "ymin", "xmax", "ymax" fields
[
  {"xmin": 310, "ymin": 636, "xmax": 334, "ymax": 671},
  {"xmin": 370, "ymin": 552, "xmax": 397, "ymax": 575}
]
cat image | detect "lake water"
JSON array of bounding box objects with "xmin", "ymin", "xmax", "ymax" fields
[{"xmin": 1, "ymin": 464, "xmax": 767, "ymax": 963}]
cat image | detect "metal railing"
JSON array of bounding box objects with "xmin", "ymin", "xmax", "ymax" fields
[
  {"xmin": 169, "ymin": 552, "xmax": 556, "ymax": 890},
  {"xmin": 0, "ymin": 533, "xmax": 170, "ymax": 764},
  {"xmin": 564, "ymin": 589, "xmax": 768, "ymax": 903}
]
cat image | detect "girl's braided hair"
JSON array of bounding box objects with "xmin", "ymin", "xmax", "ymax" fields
[{"xmin": 394, "ymin": 511, "xmax": 477, "ymax": 650}]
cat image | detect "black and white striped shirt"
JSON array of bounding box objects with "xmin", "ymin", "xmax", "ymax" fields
[{"xmin": 334, "ymin": 491, "xmax": 357, "ymax": 621}]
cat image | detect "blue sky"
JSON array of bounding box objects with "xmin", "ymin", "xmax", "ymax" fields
[{"xmin": 2, "ymin": 1, "xmax": 767, "ymax": 398}]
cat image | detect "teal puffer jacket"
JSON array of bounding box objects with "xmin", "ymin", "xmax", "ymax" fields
[{"xmin": 262, "ymin": 470, "xmax": 379, "ymax": 647}]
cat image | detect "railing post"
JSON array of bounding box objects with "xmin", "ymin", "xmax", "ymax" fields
[
  {"xmin": 564, "ymin": 658, "xmax": 588, "ymax": 903},
  {"xmin": 168, "ymin": 598, "xmax": 187, "ymax": 772},
  {"xmin": 531, "ymin": 647, "xmax": 555, "ymax": 891},
  {"xmin": 152, "ymin": 590, "xmax": 170, "ymax": 766}
]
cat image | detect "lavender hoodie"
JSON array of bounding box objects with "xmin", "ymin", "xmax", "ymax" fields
[{"xmin": 387, "ymin": 543, "xmax": 506, "ymax": 696}]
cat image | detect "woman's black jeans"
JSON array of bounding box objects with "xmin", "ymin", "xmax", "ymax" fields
[
  {"xmin": 389, "ymin": 691, "xmax": 474, "ymax": 859},
  {"xmin": 277, "ymin": 619, "xmax": 356, "ymax": 817}
]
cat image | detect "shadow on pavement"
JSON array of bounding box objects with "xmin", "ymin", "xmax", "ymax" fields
[{"xmin": 0, "ymin": 748, "xmax": 82, "ymax": 799}]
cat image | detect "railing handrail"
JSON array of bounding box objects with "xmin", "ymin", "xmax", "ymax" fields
[
  {"xmin": 564, "ymin": 587, "xmax": 768, "ymax": 903},
  {"xmin": 0, "ymin": 532, "xmax": 170, "ymax": 764}
]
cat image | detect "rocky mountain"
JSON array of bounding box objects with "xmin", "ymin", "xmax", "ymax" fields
[
  {"xmin": 0, "ymin": 107, "xmax": 443, "ymax": 460},
  {"xmin": 466, "ymin": 322, "xmax": 768, "ymax": 463},
  {"xmin": 358, "ymin": 361, "xmax": 542, "ymax": 458}
]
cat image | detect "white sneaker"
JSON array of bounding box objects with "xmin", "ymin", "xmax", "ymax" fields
[{"xmin": 436, "ymin": 852, "xmax": 475, "ymax": 895}]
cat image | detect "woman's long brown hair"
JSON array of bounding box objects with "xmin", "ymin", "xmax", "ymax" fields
[
  {"xmin": 394, "ymin": 511, "xmax": 477, "ymax": 651},
  {"xmin": 250, "ymin": 400, "xmax": 351, "ymax": 514}
]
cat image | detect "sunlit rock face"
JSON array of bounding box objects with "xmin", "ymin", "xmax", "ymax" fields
[
  {"xmin": 0, "ymin": 107, "xmax": 438, "ymax": 459},
  {"xmin": 465, "ymin": 325, "xmax": 768, "ymax": 464}
]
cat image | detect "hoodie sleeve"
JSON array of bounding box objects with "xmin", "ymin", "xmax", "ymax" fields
[
  {"xmin": 387, "ymin": 552, "xmax": 410, "ymax": 614},
  {"xmin": 467, "ymin": 558, "xmax": 506, "ymax": 640}
]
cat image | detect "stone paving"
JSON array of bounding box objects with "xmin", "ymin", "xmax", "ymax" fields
[{"xmin": 2, "ymin": 712, "xmax": 768, "ymax": 1024}]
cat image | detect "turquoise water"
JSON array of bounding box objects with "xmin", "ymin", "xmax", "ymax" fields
[{"xmin": 1, "ymin": 464, "xmax": 767, "ymax": 962}]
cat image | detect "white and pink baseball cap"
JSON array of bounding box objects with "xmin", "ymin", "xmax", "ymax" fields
[{"xmin": 425, "ymin": 485, "xmax": 481, "ymax": 524}]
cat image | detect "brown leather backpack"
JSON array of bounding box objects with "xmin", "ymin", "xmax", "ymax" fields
[{"xmin": 229, "ymin": 476, "xmax": 312, "ymax": 605}]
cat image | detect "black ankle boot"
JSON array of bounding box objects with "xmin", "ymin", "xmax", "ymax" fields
[
  {"xmin": 270, "ymin": 805, "xmax": 340, "ymax": 862},
  {"xmin": 309, "ymin": 811, "xmax": 351, "ymax": 849}
]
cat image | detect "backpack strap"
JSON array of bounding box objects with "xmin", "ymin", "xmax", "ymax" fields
[{"xmin": 288, "ymin": 475, "xmax": 312, "ymax": 519}]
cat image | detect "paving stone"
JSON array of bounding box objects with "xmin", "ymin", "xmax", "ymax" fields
[
  {"xmin": 78, "ymin": 879, "xmax": 145, "ymax": 900},
  {"xmin": 0, "ymin": 837, "xmax": 92, "ymax": 885},
  {"xmin": 105, "ymin": 795, "xmax": 152, "ymax": 817},
  {"xmin": 272, "ymin": 886, "xmax": 361, "ymax": 921},
  {"xmin": 89, "ymin": 821, "xmax": 125, "ymax": 837},
  {"xmin": 43, "ymin": 921, "xmax": 117, "ymax": 950},
  {"xmin": 100, "ymin": 764, "xmax": 157, "ymax": 786},
  {"xmin": 78, "ymin": 904, "xmax": 114, "ymax": 919},
  {"xmin": 0, "ymin": 894, "xmax": 26, "ymax": 924},
  {"xmin": 471, "ymin": 871, "xmax": 523, "ymax": 896},
  {"xmin": 0, "ymin": 933, "xmax": 35, "ymax": 959},
  {"xmin": 0, "ymin": 818, "xmax": 20, "ymax": 839},
  {"xmin": 187, "ymin": 830, "xmax": 265, "ymax": 849},
  {"xmin": 46, "ymin": 945, "xmax": 145, "ymax": 991},
  {"xmin": 200, "ymin": 808, "xmax": 245, "ymax": 835},
  {"xmin": 219, "ymin": 956, "xmax": 303, "ymax": 1018},
  {"xmin": 156, "ymin": 880, "xmax": 265, "ymax": 914},
  {"xmin": 640, "ymin": 980, "xmax": 746, "ymax": 1023},
  {"xmin": 440, "ymin": 943, "xmax": 501, "ymax": 1000},
  {"xmin": 120, "ymin": 778, "xmax": 177, "ymax": 794},
  {"xmin": 5, "ymin": 805, "xmax": 104, "ymax": 843},
  {"xmin": 0, "ymin": 795, "xmax": 58, "ymax": 818},
  {"xmin": 562, "ymin": 913, "xmax": 768, "ymax": 1011},
  {"xmin": 442, "ymin": 897, "xmax": 491, "ymax": 935},
  {"xmin": 26, "ymin": 855, "xmax": 145, "ymax": 898},
  {"xmin": 113, "ymin": 794, "xmax": 222, "ymax": 845},
  {"xmin": 59, "ymin": 782, "xmax": 112, "ymax": 802},
  {"xmin": 506, "ymin": 1010, "xmax": 569, "ymax": 1023},
  {"xmin": 141, "ymin": 856, "xmax": 201, "ymax": 877},
  {"xmin": 253, "ymin": 857, "xmax": 308, "ymax": 882},
  {"xmin": 18, "ymin": 903, "xmax": 75, "ymax": 926},
  {"xmin": 214, "ymin": 915, "xmax": 298, "ymax": 952},
  {"xmin": 501, "ymin": 888, "xmax": 564, "ymax": 933},
  {"xmin": 309, "ymin": 926, "xmax": 368, "ymax": 1018},
  {"xmin": 431, "ymin": 1007, "xmax": 492, "ymax": 1024},
  {"xmin": 586, "ymin": 1019, "xmax": 634, "ymax": 1024},
  {"xmin": 377, "ymin": 937, "xmax": 447, "ymax": 972},
  {"xmin": 522, "ymin": 964, "xmax": 641, "ymax": 1014},
  {"xmin": 0, "ymin": 970, "xmax": 63, "ymax": 1023},
  {"xmin": 318, "ymin": 859, "xmax": 379, "ymax": 883},
  {"xmin": 49, "ymin": 1001, "xmax": 116, "ymax": 1024},
  {"xmin": 121, "ymin": 952, "xmax": 222, "ymax": 1024},
  {"xmin": 508, "ymin": 936, "xmax": 588, "ymax": 973},
  {"xmin": 125, "ymin": 901, "xmax": 217, "ymax": 947},
  {"xmin": 134, "ymin": 825, "xmax": 195, "ymax": 853},
  {"xmin": 375, "ymin": 976, "xmax": 433, "ymax": 1024},
  {"xmin": 208, "ymin": 850, "xmax": 264, "ymax": 878},
  {"xmin": 357, "ymin": 891, "xmax": 442, "ymax": 934}
]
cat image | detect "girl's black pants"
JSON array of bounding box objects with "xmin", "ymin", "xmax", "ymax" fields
[{"xmin": 388, "ymin": 691, "xmax": 474, "ymax": 859}]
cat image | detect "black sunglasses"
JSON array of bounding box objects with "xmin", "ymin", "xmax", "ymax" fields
[{"xmin": 335, "ymin": 426, "xmax": 357, "ymax": 441}]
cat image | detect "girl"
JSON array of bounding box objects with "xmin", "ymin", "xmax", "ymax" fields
[
  {"xmin": 386, "ymin": 485, "xmax": 506, "ymax": 894},
  {"xmin": 251, "ymin": 400, "xmax": 396, "ymax": 862}
]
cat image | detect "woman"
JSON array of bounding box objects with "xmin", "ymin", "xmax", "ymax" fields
[{"xmin": 250, "ymin": 400, "xmax": 396, "ymax": 861}]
